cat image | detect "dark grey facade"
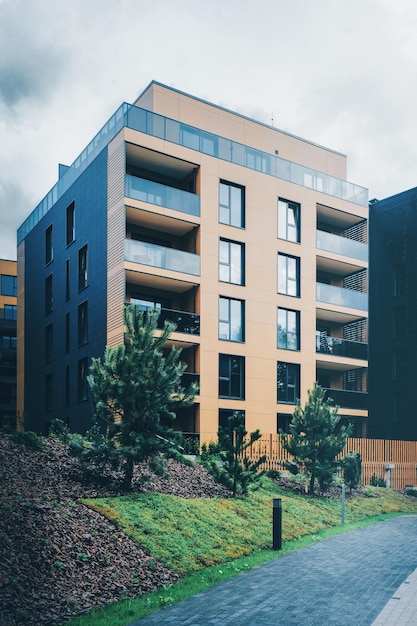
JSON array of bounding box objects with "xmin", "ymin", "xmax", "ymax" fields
[
  {"xmin": 369, "ymin": 187, "xmax": 417, "ymax": 440},
  {"xmin": 23, "ymin": 150, "xmax": 108, "ymax": 433}
]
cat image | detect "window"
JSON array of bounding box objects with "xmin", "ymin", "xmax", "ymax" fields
[
  {"xmin": 65, "ymin": 312, "xmax": 70, "ymax": 353},
  {"xmin": 66, "ymin": 201, "xmax": 75, "ymax": 246},
  {"xmin": 219, "ymin": 297, "xmax": 244, "ymax": 342},
  {"xmin": 45, "ymin": 274, "xmax": 53, "ymax": 314},
  {"xmin": 278, "ymin": 198, "xmax": 300, "ymax": 242},
  {"xmin": 219, "ymin": 354, "xmax": 245, "ymax": 399},
  {"xmin": 219, "ymin": 408, "xmax": 245, "ymax": 436},
  {"xmin": 66, "ymin": 260, "xmax": 70, "ymax": 301},
  {"xmin": 2, "ymin": 335, "xmax": 16, "ymax": 350},
  {"xmin": 78, "ymin": 301, "xmax": 88, "ymax": 346},
  {"xmin": 219, "ymin": 239, "xmax": 244, "ymax": 285},
  {"xmin": 65, "ymin": 365, "xmax": 70, "ymax": 406},
  {"xmin": 45, "ymin": 373, "xmax": 53, "ymax": 412},
  {"xmin": 394, "ymin": 263, "xmax": 406, "ymax": 296},
  {"xmin": 277, "ymin": 413, "xmax": 292, "ymax": 434},
  {"xmin": 277, "ymin": 308, "xmax": 300, "ymax": 350},
  {"xmin": 278, "ymin": 253, "xmax": 300, "ymax": 296},
  {"xmin": 78, "ymin": 245, "xmax": 88, "ymax": 291},
  {"xmin": 45, "ymin": 324, "xmax": 53, "ymax": 363},
  {"xmin": 1, "ymin": 274, "xmax": 17, "ymax": 297},
  {"xmin": 45, "ymin": 225, "xmax": 53, "ymax": 264},
  {"xmin": 78, "ymin": 358, "xmax": 89, "ymax": 402},
  {"xmin": 277, "ymin": 362, "xmax": 300, "ymax": 404},
  {"xmin": 219, "ymin": 181, "xmax": 245, "ymax": 228},
  {"xmin": 4, "ymin": 304, "xmax": 17, "ymax": 320}
]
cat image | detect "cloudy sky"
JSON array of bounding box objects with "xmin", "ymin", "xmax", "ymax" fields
[{"xmin": 1, "ymin": 0, "xmax": 417, "ymax": 260}]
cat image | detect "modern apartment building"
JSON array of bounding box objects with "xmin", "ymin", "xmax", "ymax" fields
[
  {"xmin": 17, "ymin": 81, "xmax": 369, "ymax": 440},
  {"xmin": 0, "ymin": 259, "xmax": 17, "ymax": 428},
  {"xmin": 369, "ymin": 188, "xmax": 417, "ymax": 440}
]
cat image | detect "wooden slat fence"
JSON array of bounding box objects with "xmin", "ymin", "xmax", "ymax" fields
[{"xmin": 241, "ymin": 435, "xmax": 417, "ymax": 490}]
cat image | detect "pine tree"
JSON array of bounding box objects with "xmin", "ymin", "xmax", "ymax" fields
[
  {"xmin": 281, "ymin": 383, "xmax": 351, "ymax": 494},
  {"xmin": 86, "ymin": 304, "xmax": 197, "ymax": 487},
  {"xmin": 201, "ymin": 411, "xmax": 266, "ymax": 497}
]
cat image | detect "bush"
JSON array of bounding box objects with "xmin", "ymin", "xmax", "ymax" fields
[
  {"xmin": 10, "ymin": 431, "xmax": 45, "ymax": 451},
  {"xmin": 370, "ymin": 473, "xmax": 386, "ymax": 488},
  {"xmin": 342, "ymin": 452, "xmax": 362, "ymax": 490},
  {"xmin": 49, "ymin": 419, "xmax": 71, "ymax": 443},
  {"xmin": 404, "ymin": 487, "xmax": 417, "ymax": 497}
]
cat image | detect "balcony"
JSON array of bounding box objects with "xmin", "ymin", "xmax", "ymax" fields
[
  {"xmin": 324, "ymin": 388, "xmax": 368, "ymax": 410},
  {"xmin": 316, "ymin": 230, "xmax": 367, "ymax": 262},
  {"xmin": 316, "ymin": 333, "xmax": 367, "ymax": 360},
  {"xmin": 156, "ymin": 308, "xmax": 200, "ymax": 335},
  {"xmin": 317, "ymin": 283, "xmax": 368, "ymax": 311},
  {"xmin": 125, "ymin": 239, "xmax": 200, "ymax": 276},
  {"xmin": 125, "ymin": 175, "xmax": 200, "ymax": 217},
  {"xmin": 181, "ymin": 372, "xmax": 200, "ymax": 387}
]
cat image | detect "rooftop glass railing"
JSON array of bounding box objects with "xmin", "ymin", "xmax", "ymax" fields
[
  {"xmin": 125, "ymin": 175, "xmax": 200, "ymax": 217},
  {"xmin": 316, "ymin": 230, "xmax": 368, "ymax": 262},
  {"xmin": 316, "ymin": 283, "xmax": 368, "ymax": 311},
  {"xmin": 18, "ymin": 101, "xmax": 368, "ymax": 244},
  {"xmin": 125, "ymin": 239, "xmax": 200, "ymax": 276}
]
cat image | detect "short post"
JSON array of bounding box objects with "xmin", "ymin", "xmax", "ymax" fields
[
  {"xmin": 341, "ymin": 483, "xmax": 345, "ymax": 525},
  {"xmin": 273, "ymin": 498, "xmax": 282, "ymax": 550}
]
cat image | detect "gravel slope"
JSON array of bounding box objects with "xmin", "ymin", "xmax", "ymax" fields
[{"xmin": 0, "ymin": 436, "xmax": 229, "ymax": 625}]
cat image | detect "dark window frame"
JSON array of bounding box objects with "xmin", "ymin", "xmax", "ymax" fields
[
  {"xmin": 66, "ymin": 201, "xmax": 75, "ymax": 247},
  {"xmin": 277, "ymin": 307, "xmax": 300, "ymax": 350},
  {"xmin": 219, "ymin": 353, "xmax": 245, "ymax": 399},
  {"xmin": 78, "ymin": 300, "xmax": 88, "ymax": 346},
  {"xmin": 277, "ymin": 361, "xmax": 300, "ymax": 404},
  {"xmin": 219, "ymin": 296, "xmax": 245, "ymax": 342},
  {"xmin": 219, "ymin": 180, "xmax": 245, "ymax": 228},
  {"xmin": 278, "ymin": 197, "xmax": 300, "ymax": 243},
  {"xmin": 219, "ymin": 238, "xmax": 245, "ymax": 286},
  {"xmin": 45, "ymin": 224, "xmax": 53, "ymax": 265},
  {"xmin": 78, "ymin": 244, "xmax": 88, "ymax": 291},
  {"xmin": 278, "ymin": 253, "xmax": 300, "ymax": 297}
]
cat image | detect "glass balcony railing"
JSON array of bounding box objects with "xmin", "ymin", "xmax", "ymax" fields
[
  {"xmin": 156, "ymin": 308, "xmax": 200, "ymax": 335},
  {"xmin": 18, "ymin": 98, "xmax": 368, "ymax": 245},
  {"xmin": 125, "ymin": 175, "xmax": 200, "ymax": 217},
  {"xmin": 316, "ymin": 230, "xmax": 368, "ymax": 262},
  {"xmin": 324, "ymin": 388, "xmax": 368, "ymax": 410},
  {"xmin": 125, "ymin": 239, "xmax": 200, "ymax": 276},
  {"xmin": 316, "ymin": 283, "xmax": 368, "ymax": 311},
  {"xmin": 181, "ymin": 372, "xmax": 200, "ymax": 387},
  {"xmin": 316, "ymin": 333, "xmax": 367, "ymax": 360}
]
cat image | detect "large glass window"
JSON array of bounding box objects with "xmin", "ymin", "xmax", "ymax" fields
[
  {"xmin": 278, "ymin": 253, "xmax": 300, "ymax": 297},
  {"xmin": 1, "ymin": 274, "xmax": 17, "ymax": 297},
  {"xmin": 45, "ymin": 373, "xmax": 53, "ymax": 412},
  {"xmin": 219, "ymin": 297, "xmax": 245, "ymax": 342},
  {"xmin": 219, "ymin": 181, "xmax": 245, "ymax": 228},
  {"xmin": 219, "ymin": 354, "xmax": 245, "ymax": 399},
  {"xmin": 45, "ymin": 274, "xmax": 53, "ymax": 314},
  {"xmin": 78, "ymin": 358, "xmax": 89, "ymax": 402},
  {"xmin": 4, "ymin": 304, "xmax": 17, "ymax": 320},
  {"xmin": 219, "ymin": 239, "xmax": 245, "ymax": 285},
  {"xmin": 78, "ymin": 301, "xmax": 88, "ymax": 346},
  {"xmin": 277, "ymin": 362, "xmax": 300, "ymax": 404},
  {"xmin": 78, "ymin": 244, "xmax": 88, "ymax": 291},
  {"xmin": 219, "ymin": 408, "xmax": 245, "ymax": 437},
  {"xmin": 278, "ymin": 198, "xmax": 300, "ymax": 242},
  {"xmin": 45, "ymin": 225, "xmax": 53, "ymax": 265},
  {"xmin": 66, "ymin": 201, "xmax": 75, "ymax": 246},
  {"xmin": 45, "ymin": 324, "xmax": 53, "ymax": 363},
  {"xmin": 277, "ymin": 308, "xmax": 300, "ymax": 350}
]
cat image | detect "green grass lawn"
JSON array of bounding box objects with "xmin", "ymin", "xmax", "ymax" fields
[{"xmin": 67, "ymin": 478, "xmax": 417, "ymax": 626}]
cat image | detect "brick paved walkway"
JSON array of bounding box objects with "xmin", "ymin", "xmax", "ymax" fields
[{"xmin": 129, "ymin": 515, "xmax": 417, "ymax": 625}]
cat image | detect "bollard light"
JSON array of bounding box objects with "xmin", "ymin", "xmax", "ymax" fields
[{"xmin": 273, "ymin": 498, "xmax": 282, "ymax": 550}]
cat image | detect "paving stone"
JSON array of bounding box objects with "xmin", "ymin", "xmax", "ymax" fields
[{"xmin": 129, "ymin": 516, "xmax": 417, "ymax": 625}]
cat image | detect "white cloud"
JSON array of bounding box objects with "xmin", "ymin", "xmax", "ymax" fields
[{"xmin": 2, "ymin": 0, "xmax": 417, "ymax": 259}]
